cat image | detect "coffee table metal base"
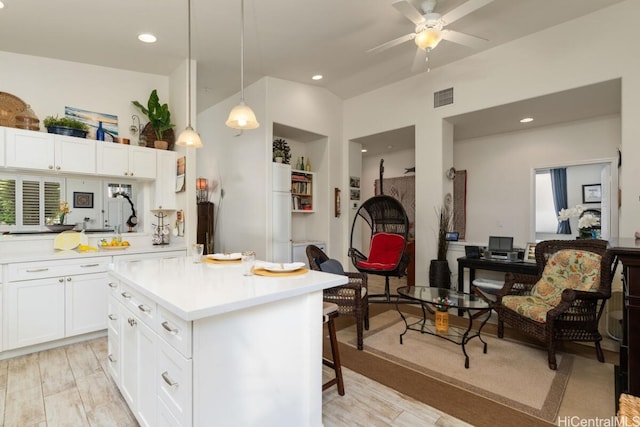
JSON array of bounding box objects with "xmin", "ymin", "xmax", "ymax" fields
[{"xmin": 396, "ymin": 301, "xmax": 492, "ymax": 369}]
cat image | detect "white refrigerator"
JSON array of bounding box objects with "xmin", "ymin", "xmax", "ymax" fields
[{"xmin": 272, "ymin": 163, "xmax": 292, "ymax": 262}]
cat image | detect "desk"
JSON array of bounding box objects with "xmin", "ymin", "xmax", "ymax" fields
[{"xmin": 457, "ymin": 256, "xmax": 538, "ymax": 294}]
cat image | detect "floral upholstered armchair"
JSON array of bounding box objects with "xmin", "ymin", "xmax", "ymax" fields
[{"xmin": 495, "ymin": 239, "xmax": 615, "ymax": 370}]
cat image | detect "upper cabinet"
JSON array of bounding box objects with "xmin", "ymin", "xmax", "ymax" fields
[
  {"xmin": 5, "ymin": 128, "xmax": 96, "ymax": 173},
  {"xmin": 97, "ymin": 143, "xmax": 156, "ymax": 179},
  {"xmin": 152, "ymin": 150, "xmax": 177, "ymax": 210},
  {"xmin": 4, "ymin": 128, "xmax": 96, "ymax": 174}
]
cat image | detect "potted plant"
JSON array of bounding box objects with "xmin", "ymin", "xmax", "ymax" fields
[
  {"xmin": 132, "ymin": 89, "xmax": 174, "ymax": 149},
  {"xmin": 273, "ymin": 149, "xmax": 285, "ymax": 163},
  {"xmin": 43, "ymin": 116, "xmax": 89, "ymax": 138},
  {"xmin": 429, "ymin": 194, "xmax": 453, "ymax": 288},
  {"xmin": 272, "ymin": 138, "xmax": 291, "ymax": 164}
]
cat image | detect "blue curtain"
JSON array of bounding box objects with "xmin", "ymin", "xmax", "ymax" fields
[{"xmin": 550, "ymin": 168, "xmax": 571, "ymax": 234}]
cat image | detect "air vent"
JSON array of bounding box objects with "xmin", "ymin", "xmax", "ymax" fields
[{"xmin": 434, "ymin": 87, "xmax": 454, "ymax": 108}]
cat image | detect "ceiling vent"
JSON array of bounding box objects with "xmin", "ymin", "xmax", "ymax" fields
[{"xmin": 434, "ymin": 87, "xmax": 454, "ymax": 108}]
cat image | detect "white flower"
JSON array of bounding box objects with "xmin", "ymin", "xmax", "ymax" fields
[
  {"xmin": 557, "ymin": 205, "xmax": 585, "ymax": 221},
  {"xmin": 578, "ymin": 214, "xmax": 600, "ymax": 229}
]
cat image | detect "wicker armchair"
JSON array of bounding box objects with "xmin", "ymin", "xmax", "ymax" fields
[
  {"xmin": 306, "ymin": 245, "xmax": 369, "ymax": 350},
  {"xmin": 495, "ymin": 239, "xmax": 615, "ymax": 370}
]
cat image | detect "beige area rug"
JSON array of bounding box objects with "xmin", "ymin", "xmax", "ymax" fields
[{"xmin": 338, "ymin": 312, "xmax": 572, "ymax": 422}]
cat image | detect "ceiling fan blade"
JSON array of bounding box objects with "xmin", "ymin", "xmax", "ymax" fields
[
  {"xmin": 441, "ymin": 0, "xmax": 494, "ymax": 25},
  {"xmin": 441, "ymin": 29, "xmax": 488, "ymax": 49},
  {"xmin": 392, "ymin": 0, "xmax": 425, "ymax": 26},
  {"xmin": 411, "ymin": 48, "xmax": 428, "ymax": 72},
  {"xmin": 367, "ymin": 33, "xmax": 416, "ymax": 54}
]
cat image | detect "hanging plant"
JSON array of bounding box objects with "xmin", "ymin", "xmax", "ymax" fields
[{"xmin": 272, "ymin": 138, "xmax": 291, "ymax": 164}]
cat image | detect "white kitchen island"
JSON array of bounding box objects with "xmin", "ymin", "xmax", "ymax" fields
[{"xmin": 107, "ymin": 256, "xmax": 347, "ymax": 427}]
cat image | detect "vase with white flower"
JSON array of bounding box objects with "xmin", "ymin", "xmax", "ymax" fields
[{"xmin": 557, "ymin": 205, "xmax": 601, "ymax": 239}]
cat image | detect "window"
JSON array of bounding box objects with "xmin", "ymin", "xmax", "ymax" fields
[
  {"xmin": 535, "ymin": 171, "xmax": 558, "ymax": 233},
  {"xmin": 0, "ymin": 174, "xmax": 63, "ymax": 229}
]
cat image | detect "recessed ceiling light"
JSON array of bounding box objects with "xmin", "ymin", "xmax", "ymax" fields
[
  {"xmin": 520, "ymin": 117, "xmax": 534, "ymax": 123},
  {"xmin": 138, "ymin": 33, "xmax": 157, "ymax": 43},
  {"xmin": 361, "ymin": 148, "xmax": 368, "ymax": 153},
  {"xmin": 312, "ymin": 75, "xmax": 323, "ymax": 81}
]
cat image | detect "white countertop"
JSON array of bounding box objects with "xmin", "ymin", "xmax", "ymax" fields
[{"xmin": 109, "ymin": 257, "xmax": 348, "ymax": 321}]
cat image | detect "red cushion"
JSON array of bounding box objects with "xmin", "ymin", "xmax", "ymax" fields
[
  {"xmin": 364, "ymin": 233, "xmax": 405, "ymax": 268},
  {"xmin": 357, "ymin": 261, "xmax": 397, "ymax": 270}
]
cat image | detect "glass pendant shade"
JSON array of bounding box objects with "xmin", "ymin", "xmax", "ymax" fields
[
  {"xmin": 176, "ymin": 125, "xmax": 203, "ymax": 148},
  {"xmin": 226, "ymin": 101, "xmax": 259, "ymax": 130},
  {"xmin": 415, "ymin": 28, "xmax": 442, "ymax": 50}
]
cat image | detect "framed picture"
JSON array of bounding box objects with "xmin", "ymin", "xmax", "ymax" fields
[
  {"xmin": 73, "ymin": 192, "xmax": 94, "ymax": 208},
  {"xmin": 582, "ymin": 183, "xmax": 602, "ymax": 203},
  {"xmin": 350, "ymin": 176, "xmax": 360, "ymax": 188},
  {"xmin": 350, "ymin": 189, "xmax": 360, "ymax": 200},
  {"xmin": 334, "ymin": 188, "xmax": 341, "ymax": 218},
  {"xmin": 525, "ymin": 242, "xmax": 537, "ymax": 260}
]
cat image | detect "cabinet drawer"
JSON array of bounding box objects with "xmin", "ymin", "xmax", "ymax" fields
[
  {"xmin": 107, "ymin": 332, "xmax": 121, "ymax": 386},
  {"xmin": 157, "ymin": 338, "xmax": 192, "ymax": 427},
  {"xmin": 117, "ymin": 283, "xmax": 156, "ymax": 328},
  {"xmin": 8, "ymin": 256, "xmax": 109, "ymax": 281},
  {"xmin": 157, "ymin": 307, "xmax": 192, "ymax": 358}
]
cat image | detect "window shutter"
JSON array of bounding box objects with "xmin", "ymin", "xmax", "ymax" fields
[
  {"xmin": 44, "ymin": 181, "xmax": 61, "ymax": 221},
  {"xmin": 22, "ymin": 180, "xmax": 40, "ymax": 225}
]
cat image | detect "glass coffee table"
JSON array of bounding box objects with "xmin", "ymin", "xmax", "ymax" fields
[{"xmin": 396, "ymin": 286, "xmax": 493, "ymax": 369}]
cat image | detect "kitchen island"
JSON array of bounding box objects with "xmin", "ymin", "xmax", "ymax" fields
[{"xmin": 108, "ymin": 256, "xmax": 347, "ymax": 427}]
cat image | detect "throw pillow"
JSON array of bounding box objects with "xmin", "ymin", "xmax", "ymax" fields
[
  {"xmin": 531, "ymin": 249, "xmax": 602, "ymax": 307},
  {"xmin": 319, "ymin": 259, "xmax": 345, "ymax": 275}
]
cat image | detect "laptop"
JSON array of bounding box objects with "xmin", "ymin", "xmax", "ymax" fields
[{"xmin": 487, "ymin": 236, "xmax": 514, "ymax": 252}]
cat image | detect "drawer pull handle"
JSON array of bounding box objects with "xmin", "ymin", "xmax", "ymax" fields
[
  {"xmin": 161, "ymin": 321, "xmax": 179, "ymax": 335},
  {"xmin": 108, "ymin": 314, "xmax": 117, "ymax": 320},
  {"xmin": 128, "ymin": 318, "xmax": 137, "ymax": 327},
  {"xmin": 108, "ymin": 354, "xmax": 117, "ymax": 363},
  {"xmin": 121, "ymin": 292, "xmax": 132, "ymax": 299},
  {"xmin": 138, "ymin": 304, "xmax": 151, "ymax": 314},
  {"xmin": 59, "ymin": 278, "xmax": 64, "ymax": 283},
  {"xmin": 108, "ymin": 282, "xmax": 118, "ymax": 288},
  {"xmin": 161, "ymin": 371, "xmax": 178, "ymax": 387},
  {"xmin": 26, "ymin": 268, "xmax": 49, "ymax": 273},
  {"xmin": 163, "ymin": 257, "xmax": 178, "ymax": 260},
  {"xmin": 80, "ymin": 263, "xmax": 100, "ymax": 268}
]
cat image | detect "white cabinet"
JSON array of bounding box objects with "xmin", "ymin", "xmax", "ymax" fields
[
  {"xmin": 5, "ymin": 128, "xmax": 96, "ymax": 174},
  {"xmin": 110, "ymin": 280, "xmax": 190, "ymax": 427},
  {"xmin": 97, "ymin": 143, "xmax": 156, "ymax": 179},
  {"xmin": 6, "ymin": 277, "xmax": 66, "ymax": 348},
  {"xmin": 153, "ymin": 150, "xmax": 177, "ymax": 210},
  {"xmin": 5, "ymin": 257, "xmax": 109, "ymax": 350},
  {"xmin": 272, "ymin": 163, "xmax": 292, "ymax": 263}
]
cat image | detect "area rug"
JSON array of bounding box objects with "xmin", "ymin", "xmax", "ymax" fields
[{"xmin": 337, "ymin": 312, "xmax": 572, "ymax": 423}]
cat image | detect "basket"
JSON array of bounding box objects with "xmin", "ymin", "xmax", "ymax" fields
[
  {"xmin": 0, "ymin": 92, "xmax": 27, "ymax": 128},
  {"xmin": 141, "ymin": 122, "xmax": 175, "ymax": 150},
  {"xmin": 618, "ymin": 393, "xmax": 640, "ymax": 427}
]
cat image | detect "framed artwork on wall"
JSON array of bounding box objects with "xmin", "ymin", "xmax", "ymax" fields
[
  {"xmin": 526, "ymin": 242, "xmax": 537, "ymax": 260},
  {"xmin": 73, "ymin": 192, "xmax": 94, "ymax": 208},
  {"xmin": 582, "ymin": 183, "xmax": 602, "ymax": 203}
]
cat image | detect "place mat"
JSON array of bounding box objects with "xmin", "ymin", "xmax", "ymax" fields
[
  {"xmin": 203, "ymin": 257, "xmax": 241, "ymax": 265},
  {"xmin": 252, "ymin": 267, "xmax": 308, "ymax": 277}
]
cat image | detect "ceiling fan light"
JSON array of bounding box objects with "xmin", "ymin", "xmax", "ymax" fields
[
  {"xmin": 226, "ymin": 101, "xmax": 260, "ymax": 130},
  {"xmin": 415, "ymin": 28, "xmax": 442, "ymax": 50},
  {"xmin": 176, "ymin": 125, "xmax": 203, "ymax": 148}
]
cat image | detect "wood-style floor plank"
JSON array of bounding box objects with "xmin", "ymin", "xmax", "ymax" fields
[
  {"xmin": 38, "ymin": 347, "xmax": 75, "ymax": 397},
  {"xmin": 65, "ymin": 342, "xmax": 102, "ymax": 380},
  {"xmin": 43, "ymin": 388, "xmax": 88, "ymax": 426},
  {"xmin": 3, "ymin": 385, "xmax": 45, "ymax": 427}
]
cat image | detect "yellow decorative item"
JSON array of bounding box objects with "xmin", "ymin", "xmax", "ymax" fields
[
  {"xmin": 53, "ymin": 231, "xmax": 88, "ymax": 250},
  {"xmin": 435, "ymin": 311, "xmax": 449, "ymax": 333}
]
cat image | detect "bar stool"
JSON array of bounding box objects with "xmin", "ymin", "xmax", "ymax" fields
[{"xmin": 322, "ymin": 302, "xmax": 344, "ymax": 395}]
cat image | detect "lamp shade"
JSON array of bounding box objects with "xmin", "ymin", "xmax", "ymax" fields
[
  {"xmin": 176, "ymin": 126, "xmax": 203, "ymax": 148},
  {"xmin": 196, "ymin": 178, "xmax": 208, "ymax": 190},
  {"xmin": 225, "ymin": 101, "xmax": 259, "ymax": 130},
  {"xmin": 415, "ymin": 28, "xmax": 442, "ymax": 50}
]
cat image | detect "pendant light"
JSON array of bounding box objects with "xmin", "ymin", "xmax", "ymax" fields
[
  {"xmin": 225, "ymin": 0, "xmax": 259, "ymax": 130},
  {"xmin": 176, "ymin": 0, "xmax": 203, "ymax": 148}
]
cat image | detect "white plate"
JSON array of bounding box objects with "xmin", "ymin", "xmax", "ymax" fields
[
  {"xmin": 208, "ymin": 253, "xmax": 242, "ymax": 261},
  {"xmin": 262, "ymin": 262, "xmax": 305, "ymax": 273}
]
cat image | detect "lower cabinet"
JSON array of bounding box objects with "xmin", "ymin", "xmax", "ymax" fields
[
  {"xmin": 109, "ymin": 280, "xmax": 192, "ymax": 427},
  {"xmin": 4, "ymin": 262, "xmax": 107, "ymax": 350}
]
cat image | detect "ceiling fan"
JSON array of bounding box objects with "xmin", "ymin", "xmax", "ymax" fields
[{"xmin": 368, "ymin": 0, "xmax": 494, "ymax": 69}]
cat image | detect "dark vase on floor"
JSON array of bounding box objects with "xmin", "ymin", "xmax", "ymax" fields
[{"xmin": 429, "ymin": 259, "xmax": 451, "ymax": 288}]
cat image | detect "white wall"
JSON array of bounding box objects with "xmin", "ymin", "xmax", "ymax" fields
[
  {"xmin": 454, "ymin": 115, "xmax": 619, "ymax": 247},
  {"xmin": 344, "ymin": 0, "xmax": 640, "ymax": 284},
  {"xmin": 0, "ymin": 51, "xmax": 170, "ymax": 139}
]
